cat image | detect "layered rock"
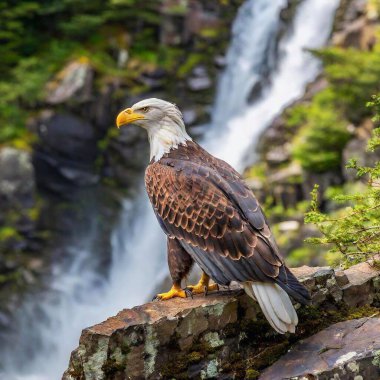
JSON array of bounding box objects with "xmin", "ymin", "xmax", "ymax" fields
[
  {"xmin": 261, "ymin": 317, "xmax": 380, "ymax": 380},
  {"xmin": 63, "ymin": 260, "xmax": 380, "ymax": 380}
]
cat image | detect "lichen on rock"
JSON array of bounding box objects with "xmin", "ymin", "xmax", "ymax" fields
[{"xmin": 63, "ymin": 260, "xmax": 380, "ymax": 379}]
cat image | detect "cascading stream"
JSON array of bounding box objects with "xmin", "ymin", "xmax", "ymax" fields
[{"xmin": 1, "ymin": 0, "xmax": 339, "ymax": 378}]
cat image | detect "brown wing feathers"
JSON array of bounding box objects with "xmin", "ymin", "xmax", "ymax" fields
[{"xmin": 146, "ymin": 161, "xmax": 259, "ymax": 261}]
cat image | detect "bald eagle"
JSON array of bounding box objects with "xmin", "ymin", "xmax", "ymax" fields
[{"xmin": 116, "ymin": 98, "xmax": 311, "ymax": 334}]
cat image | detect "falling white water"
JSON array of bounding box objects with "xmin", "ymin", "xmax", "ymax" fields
[
  {"xmin": 211, "ymin": 0, "xmax": 286, "ymax": 126},
  {"xmin": 206, "ymin": 0, "xmax": 340, "ymax": 171},
  {"xmin": 2, "ymin": 0, "xmax": 339, "ymax": 378}
]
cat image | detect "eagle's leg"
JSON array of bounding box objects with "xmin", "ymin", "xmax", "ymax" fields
[
  {"xmin": 153, "ymin": 238, "xmax": 194, "ymax": 301},
  {"xmin": 186, "ymin": 272, "xmax": 219, "ymax": 295}
]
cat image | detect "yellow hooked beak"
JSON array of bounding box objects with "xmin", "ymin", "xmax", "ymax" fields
[{"xmin": 116, "ymin": 108, "xmax": 145, "ymax": 128}]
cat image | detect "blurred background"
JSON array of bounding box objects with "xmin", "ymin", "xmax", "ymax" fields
[{"xmin": 0, "ymin": 0, "xmax": 379, "ymax": 378}]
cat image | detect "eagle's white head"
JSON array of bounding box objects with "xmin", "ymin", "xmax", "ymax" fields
[{"xmin": 116, "ymin": 98, "xmax": 192, "ymax": 161}]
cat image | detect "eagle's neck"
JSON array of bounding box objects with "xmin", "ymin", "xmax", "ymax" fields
[{"xmin": 148, "ymin": 116, "xmax": 192, "ymax": 161}]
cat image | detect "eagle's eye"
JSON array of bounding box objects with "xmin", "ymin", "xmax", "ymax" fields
[{"xmin": 141, "ymin": 107, "xmax": 150, "ymax": 113}]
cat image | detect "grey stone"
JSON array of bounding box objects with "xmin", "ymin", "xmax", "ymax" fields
[
  {"xmin": 335, "ymin": 270, "xmax": 350, "ymax": 287},
  {"xmin": 314, "ymin": 268, "xmax": 335, "ymax": 286},
  {"xmin": 260, "ymin": 318, "xmax": 380, "ymax": 380},
  {"xmin": 46, "ymin": 59, "xmax": 93, "ymax": 104},
  {"xmin": 0, "ymin": 147, "xmax": 35, "ymax": 208},
  {"xmin": 187, "ymin": 76, "xmax": 212, "ymax": 91},
  {"xmin": 33, "ymin": 113, "xmax": 99, "ymax": 195}
]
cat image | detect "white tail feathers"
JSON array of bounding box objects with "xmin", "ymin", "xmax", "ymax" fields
[{"xmin": 243, "ymin": 282, "xmax": 298, "ymax": 334}]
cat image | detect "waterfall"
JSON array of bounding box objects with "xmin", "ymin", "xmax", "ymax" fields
[
  {"xmin": 206, "ymin": 0, "xmax": 340, "ymax": 170},
  {"xmin": 1, "ymin": 0, "xmax": 339, "ymax": 378}
]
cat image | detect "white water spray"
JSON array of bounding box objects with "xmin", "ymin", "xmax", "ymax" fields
[{"xmin": 2, "ymin": 0, "xmax": 339, "ymax": 378}]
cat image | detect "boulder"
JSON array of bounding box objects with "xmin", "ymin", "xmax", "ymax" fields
[
  {"xmin": 261, "ymin": 317, "xmax": 380, "ymax": 380},
  {"xmin": 46, "ymin": 58, "xmax": 93, "ymax": 105},
  {"xmin": 63, "ymin": 261, "xmax": 380, "ymax": 380},
  {"xmin": 104, "ymin": 125, "xmax": 149, "ymax": 188},
  {"xmin": 0, "ymin": 147, "xmax": 35, "ymax": 209},
  {"xmin": 333, "ymin": 0, "xmax": 367, "ymax": 33},
  {"xmin": 187, "ymin": 75, "xmax": 212, "ymax": 92},
  {"xmin": 187, "ymin": 65, "xmax": 212, "ymax": 92},
  {"xmin": 332, "ymin": 15, "xmax": 377, "ymax": 51},
  {"xmin": 87, "ymin": 80, "xmax": 123, "ymax": 134},
  {"xmin": 214, "ymin": 55, "xmax": 227, "ymax": 68},
  {"xmin": 265, "ymin": 145, "xmax": 290, "ymax": 165},
  {"xmin": 139, "ymin": 69, "xmax": 166, "ymax": 91},
  {"xmin": 33, "ymin": 113, "xmax": 99, "ymax": 196}
]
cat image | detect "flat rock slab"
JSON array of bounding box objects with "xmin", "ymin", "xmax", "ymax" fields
[
  {"xmin": 88, "ymin": 288, "xmax": 244, "ymax": 337},
  {"xmin": 260, "ymin": 317, "xmax": 380, "ymax": 380}
]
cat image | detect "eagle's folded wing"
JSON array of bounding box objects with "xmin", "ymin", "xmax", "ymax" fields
[{"xmin": 145, "ymin": 160, "xmax": 284, "ymax": 285}]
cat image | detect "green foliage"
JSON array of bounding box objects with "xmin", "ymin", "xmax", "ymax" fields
[
  {"xmin": 313, "ymin": 43, "xmax": 380, "ymax": 123},
  {"xmin": 368, "ymin": 94, "xmax": 380, "ymax": 119},
  {"xmin": 0, "ymin": 0, "xmax": 163, "ymax": 145},
  {"xmin": 0, "ymin": 227, "xmax": 21, "ymax": 241},
  {"xmin": 305, "ymin": 182, "xmax": 380, "ymax": 267},
  {"xmin": 264, "ymin": 200, "xmax": 309, "ymax": 221},
  {"xmin": 285, "ymin": 103, "xmax": 308, "ymax": 128},
  {"xmin": 286, "ymin": 247, "xmax": 309, "ymax": 267},
  {"xmin": 178, "ymin": 53, "xmax": 204, "ymax": 77},
  {"xmin": 305, "ymin": 99, "xmax": 380, "ymax": 267},
  {"xmin": 245, "ymin": 369, "xmax": 260, "ymax": 379},
  {"xmin": 0, "ymin": 41, "xmax": 76, "ymax": 144},
  {"xmin": 244, "ymin": 162, "xmax": 267, "ymax": 180},
  {"xmin": 291, "ymin": 89, "xmax": 351, "ymax": 172},
  {"xmin": 367, "ymin": 95, "xmax": 380, "ymax": 149},
  {"xmin": 286, "ymin": 40, "xmax": 380, "ymax": 174},
  {"xmin": 369, "ymin": 0, "xmax": 380, "ymax": 15}
]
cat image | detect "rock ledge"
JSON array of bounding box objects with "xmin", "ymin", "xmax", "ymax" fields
[{"xmin": 63, "ymin": 261, "xmax": 380, "ymax": 380}]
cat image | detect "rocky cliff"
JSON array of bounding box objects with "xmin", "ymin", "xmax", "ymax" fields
[{"xmin": 63, "ymin": 260, "xmax": 380, "ymax": 379}]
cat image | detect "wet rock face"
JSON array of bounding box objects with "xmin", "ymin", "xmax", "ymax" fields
[
  {"xmin": 0, "ymin": 148, "xmax": 38, "ymax": 265},
  {"xmin": 103, "ymin": 126, "xmax": 149, "ymax": 189},
  {"xmin": 33, "ymin": 113, "xmax": 99, "ymax": 196},
  {"xmin": 63, "ymin": 261, "xmax": 380, "ymax": 380},
  {"xmin": 0, "ymin": 147, "xmax": 46, "ymax": 329},
  {"xmin": 0, "ymin": 147, "xmax": 35, "ymax": 209},
  {"xmin": 261, "ymin": 317, "xmax": 380, "ymax": 380}
]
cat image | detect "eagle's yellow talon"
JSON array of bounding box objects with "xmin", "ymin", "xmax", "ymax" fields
[
  {"xmin": 186, "ymin": 273, "xmax": 218, "ymax": 295},
  {"xmin": 186, "ymin": 282, "xmax": 219, "ymax": 295},
  {"xmin": 155, "ymin": 284, "xmax": 187, "ymax": 300}
]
